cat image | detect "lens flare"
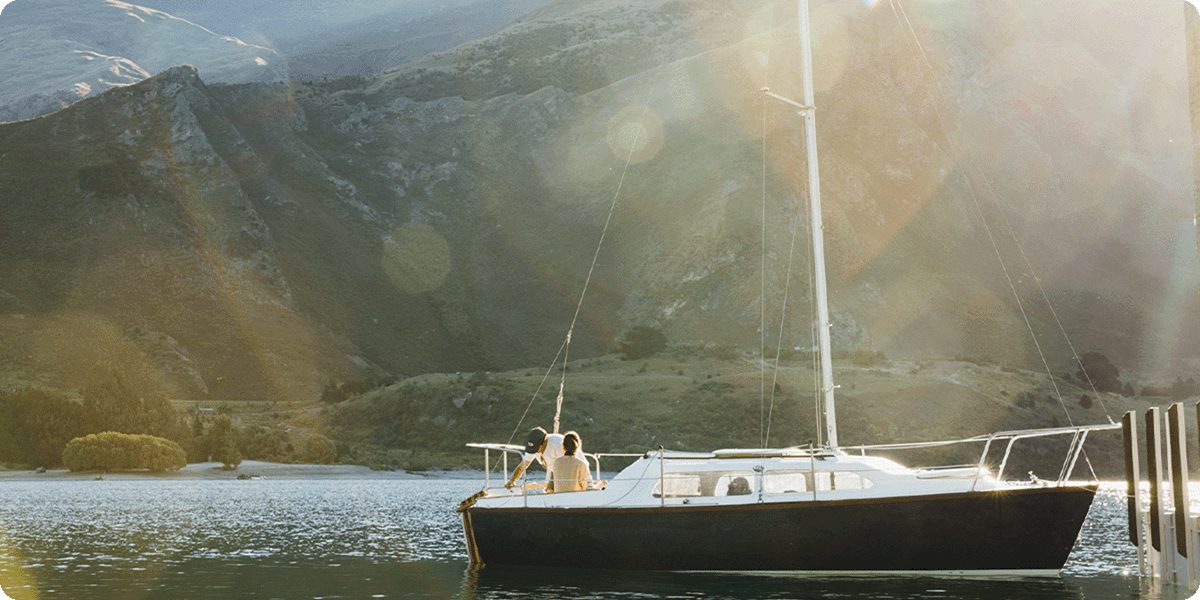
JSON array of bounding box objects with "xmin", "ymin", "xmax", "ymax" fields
[
  {"xmin": 606, "ymin": 106, "xmax": 664, "ymax": 164},
  {"xmin": 0, "ymin": 528, "xmax": 37, "ymax": 599},
  {"xmin": 381, "ymin": 223, "xmax": 452, "ymax": 295}
]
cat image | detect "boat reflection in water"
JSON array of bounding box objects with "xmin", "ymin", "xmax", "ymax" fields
[{"xmin": 459, "ymin": 565, "xmax": 1161, "ymax": 600}]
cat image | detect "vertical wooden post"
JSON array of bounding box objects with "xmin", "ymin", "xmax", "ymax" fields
[
  {"xmin": 1169, "ymin": 403, "xmax": 1194, "ymax": 587},
  {"xmin": 1124, "ymin": 411, "xmax": 1146, "ymax": 575},
  {"xmin": 1148, "ymin": 406, "xmax": 1164, "ymax": 558}
]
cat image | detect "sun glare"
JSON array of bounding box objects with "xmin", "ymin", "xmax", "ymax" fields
[{"xmin": 606, "ymin": 105, "xmax": 665, "ymax": 164}]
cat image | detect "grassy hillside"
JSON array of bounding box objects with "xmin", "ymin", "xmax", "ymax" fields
[{"xmin": 316, "ymin": 348, "xmax": 1174, "ymax": 479}]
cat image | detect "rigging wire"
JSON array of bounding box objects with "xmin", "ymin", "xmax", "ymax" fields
[
  {"xmin": 970, "ymin": 162, "xmax": 1116, "ymax": 423},
  {"xmin": 504, "ymin": 335, "xmax": 571, "ymax": 451},
  {"xmin": 501, "ymin": 1, "xmax": 689, "ymax": 456},
  {"xmin": 548, "ymin": 112, "xmax": 642, "ymax": 434},
  {"xmin": 757, "ymin": 10, "xmax": 802, "ymax": 448},
  {"xmin": 765, "ymin": 177, "xmax": 802, "ymax": 447},
  {"xmin": 759, "ymin": 18, "xmax": 805, "ymax": 447},
  {"xmin": 885, "ymin": 0, "xmax": 1092, "ymax": 427},
  {"xmin": 809, "ymin": 183, "xmax": 821, "ymax": 449},
  {"xmin": 759, "ymin": 8, "xmax": 825, "ymax": 448},
  {"xmin": 758, "ymin": 11, "xmax": 813, "ymax": 448},
  {"xmin": 760, "ymin": 14, "xmax": 771, "ymax": 448},
  {"xmin": 887, "ymin": 1, "xmax": 1112, "ymax": 478}
]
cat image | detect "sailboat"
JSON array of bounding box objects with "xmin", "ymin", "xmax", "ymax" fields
[{"xmin": 458, "ymin": 0, "xmax": 1119, "ymax": 574}]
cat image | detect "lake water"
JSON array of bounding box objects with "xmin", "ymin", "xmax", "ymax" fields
[{"xmin": 0, "ymin": 478, "xmax": 1193, "ymax": 600}]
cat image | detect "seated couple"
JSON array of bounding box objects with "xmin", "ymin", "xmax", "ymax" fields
[{"xmin": 505, "ymin": 427, "xmax": 592, "ymax": 492}]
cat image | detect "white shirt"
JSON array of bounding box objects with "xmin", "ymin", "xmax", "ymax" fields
[{"xmin": 522, "ymin": 433, "xmax": 564, "ymax": 481}]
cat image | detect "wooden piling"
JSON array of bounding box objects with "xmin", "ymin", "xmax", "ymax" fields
[{"xmin": 1129, "ymin": 402, "xmax": 1200, "ymax": 591}]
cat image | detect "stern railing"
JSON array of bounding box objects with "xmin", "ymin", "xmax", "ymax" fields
[{"xmin": 846, "ymin": 423, "xmax": 1121, "ymax": 490}]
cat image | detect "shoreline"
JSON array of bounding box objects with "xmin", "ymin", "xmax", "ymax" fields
[{"xmin": 0, "ymin": 461, "xmax": 486, "ymax": 481}]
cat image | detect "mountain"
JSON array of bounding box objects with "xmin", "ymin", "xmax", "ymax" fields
[
  {"xmin": 125, "ymin": 0, "xmax": 460, "ymax": 51},
  {"xmin": 281, "ymin": 0, "xmax": 559, "ymax": 81},
  {"xmin": 0, "ymin": 0, "xmax": 563, "ymax": 120},
  {"xmin": 0, "ymin": 0, "xmax": 1195, "ymax": 406},
  {"xmin": 117, "ymin": 0, "xmax": 559, "ymax": 80},
  {"xmin": 0, "ymin": 0, "xmax": 286, "ymax": 123}
]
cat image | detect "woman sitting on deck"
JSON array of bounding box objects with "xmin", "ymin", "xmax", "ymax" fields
[{"xmin": 548, "ymin": 431, "xmax": 591, "ymax": 493}]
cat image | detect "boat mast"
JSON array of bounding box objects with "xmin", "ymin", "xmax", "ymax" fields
[{"xmin": 797, "ymin": 0, "xmax": 837, "ymax": 448}]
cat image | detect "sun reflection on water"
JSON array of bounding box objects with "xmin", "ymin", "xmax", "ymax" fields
[{"xmin": 0, "ymin": 479, "xmax": 1192, "ymax": 599}]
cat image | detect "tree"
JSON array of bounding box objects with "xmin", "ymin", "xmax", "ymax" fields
[
  {"xmin": 1075, "ymin": 352, "xmax": 1121, "ymax": 394},
  {"xmin": 82, "ymin": 362, "xmax": 146, "ymax": 434},
  {"xmin": 618, "ymin": 326, "xmax": 667, "ymax": 360},
  {"xmin": 4, "ymin": 388, "xmax": 96, "ymax": 468},
  {"xmin": 239, "ymin": 425, "xmax": 289, "ymax": 462},
  {"xmin": 302, "ymin": 434, "xmax": 337, "ymax": 464},
  {"xmin": 141, "ymin": 393, "xmax": 178, "ymax": 439},
  {"xmin": 1168, "ymin": 377, "xmax": 1200, "ymax": 400},
  {"xmin": 0, "ymin": 401, "xmax": 29, "ymax": 465},
  {"xmin": 208, "ymin": 415, "xmax": 242, "ymax": 470}
]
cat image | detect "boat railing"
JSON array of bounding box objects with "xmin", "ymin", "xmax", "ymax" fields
[
  {"xmin": 466, "ymin": 442, "xmax": 638, "ymax": 496},
  {"xmin": 847, "ymin": 422, "xmax": 1121, "ymax": 489}
]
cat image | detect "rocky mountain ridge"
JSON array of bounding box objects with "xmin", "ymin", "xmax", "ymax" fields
[
  {"xmin": 0, "ymin": 0, "xmax": 287, "ymax": 123},
  {"xmin": 0, "ymin": 0, "xmax": 1196, "ymax": 405},
  {"xmin": 0, "ymin": 0, "xmax": 561, "ymax": 123}
]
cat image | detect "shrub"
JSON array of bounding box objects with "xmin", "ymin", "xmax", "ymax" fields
[
  {"xmin": 62, "ymin": 432, "xmax": 186, "ymax": 472},
  {"xmin": 850, "ymin": 350, "xmax": 887, "ymax": 367},
  {"xmin": 1015, "ymin": 392, "xmax": 1036, "ymax": 409},
  {"xmin": 618, "ymin": 326, "xmax": 667, "ymax": 360}
]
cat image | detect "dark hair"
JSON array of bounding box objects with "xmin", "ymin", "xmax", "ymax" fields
[{"xmin": 563, "ymin": 431, "xmax": 580, "ymax": 456}]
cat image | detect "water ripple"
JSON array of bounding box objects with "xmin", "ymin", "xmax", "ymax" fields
[{"xmin": 0, "ymin": 479, "xmax": 1191, "ymax": 599}]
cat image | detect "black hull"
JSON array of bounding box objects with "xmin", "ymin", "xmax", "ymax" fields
[{"xmin": 464, "ymin": 485, "xmax": 1098, "ymax": 572}]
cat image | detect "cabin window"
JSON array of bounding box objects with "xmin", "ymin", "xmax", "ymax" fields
[
  {"xmin": 762, "ymin": 470, "xmax": 873, "ymax": 494},
  {"xmin": 762, "ymin": 471, "xmax": 808, "ymax": 494},
  {"xmin": 651, "ymin": 471, "xmax": 756, "ymax": 498},
  {"xmin": 812, "ymin": 471, "xmax": 872, "ymax": 491}
]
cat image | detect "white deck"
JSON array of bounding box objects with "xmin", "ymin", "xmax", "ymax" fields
[{"xmin": 468, "ymin": 448, "xmax": 1033, "ymax": 511}]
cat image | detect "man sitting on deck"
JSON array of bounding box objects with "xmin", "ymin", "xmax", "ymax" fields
[{"xmin": 504, "ymin": 426, "xmax": 564, "ymax": 489}]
